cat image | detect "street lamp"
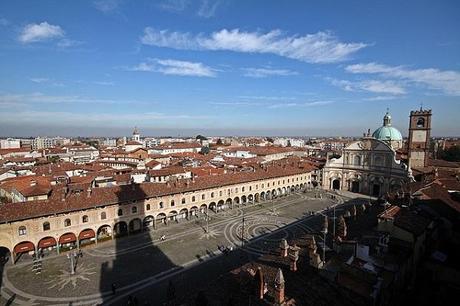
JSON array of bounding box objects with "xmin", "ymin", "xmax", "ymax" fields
[
  {"xmin": 241, "ymin": 210, "xmax": 245, "ymax": 247},
  {"xmin": 67, "ymin": 248, "xmax": 78, "ymax": 275}
]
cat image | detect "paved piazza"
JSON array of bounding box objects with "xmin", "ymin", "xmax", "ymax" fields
[{"xmin": 0, "ymin": 190, "xmax": 368, "ymax": 305}]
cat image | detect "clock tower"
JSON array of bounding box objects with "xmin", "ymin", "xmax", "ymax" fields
[{"xmin": 408, "ymin": 108, "xmax": 432, "ymax": 168}]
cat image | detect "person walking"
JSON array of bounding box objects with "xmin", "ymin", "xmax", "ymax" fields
[{"xmin": 111, "ymin": 283, "xmax": 117, "ymax": 295}]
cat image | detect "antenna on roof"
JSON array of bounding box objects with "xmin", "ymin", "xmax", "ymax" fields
[{"xmin": 420, "ymin": 102, "xmax": 423, "ymax": 111}]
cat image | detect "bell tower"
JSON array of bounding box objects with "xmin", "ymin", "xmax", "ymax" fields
[{"xmin": 408, "ymin": 107, "xmax": 432, "ymax": 168}]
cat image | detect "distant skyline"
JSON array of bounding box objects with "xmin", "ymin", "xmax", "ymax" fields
[{"xmin": 0, "ymin": 0, "xmax": 459, "ymax": 137}]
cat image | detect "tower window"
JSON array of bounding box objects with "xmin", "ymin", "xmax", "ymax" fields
[{"xmin": 416, "ymin": 117, "xmax": 425, "ymax": 128}]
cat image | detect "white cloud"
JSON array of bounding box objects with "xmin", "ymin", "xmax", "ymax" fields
[
  {"xmin": 242, "ymin": 67, "xmax": 298, "ymax": 78},
  {"xmin": 29, "ymin": 78, "xmax": 49, "ymax": 83},
  {"xmin": 129, "ymin": 58, "xmax": 216, "ymax": 77},
  {"xmin": 19, "ymin": 22, "xmax": 64, "ymax": 43},
  {"xmin": 327, "ymin": 77, "xmax": 406, "ymax": 95},
  {"xmin": 0, "ymin": 110, "xmax": 210, "ymax": 126},
  {"xmin": 268, "ymin": 100, "xmax": 333, "ymax": 109},
  {"xmin": 345, "ymin": 62, "xmax": 460, "ymax": 95},
  {"xmin": 157, "ymin": 0, "xmax": 190, "ymax": 12},
  {"xmin": 141, "ymin": 28, "xmax": 368, "ymax": 63},
  {"xmin": 198, "ymin": 0, "xmax": 223, "ymax": 18},
  {"xmin": 364, "ymin": 96, "xmax": 399, "ymax": 101},
  {"xmin": 238, "ymin": 95, "xmax": 297, "ymax": 101},
  {"xmin": 0, "ymin": 92, "xmax": 145, "ymax": 105},
  {"xmin": 93, "ymin": 0, "xmax": 122, "ymax": 13},
  {"xmin": 57, "ymin": 39, "xmax": 83, "ymax": 48}
]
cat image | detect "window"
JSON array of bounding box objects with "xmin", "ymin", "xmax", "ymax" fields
[
  {"xmin": 146, "ymin": 204, "xmax": 151, "ymax": 211},
  {"xmin": 117, "ymin": 209, "xmax": 123, "ymax": 216},
  {"xmin": 64, "ymin": 218, "xmax": 71, "ymax": 227},
  {"xmin": 250, "ymin": 186, "xmax": 252, "ymax": 191},
  {"xmin": 287, "ymin": 179, "xmax": 290, "ymax": 183},
  {"xmin": 171, "ymin": 200, "xmax": 175, "ymax": 207},
  {"xmin": 219, "ymin": 191, "xmax": 223, "ymax": 197},
  {"xmin": 43, "ymin": 222, "xmax": 50, "ymax": 231},
  {"xmin": 416, "ymin": 117, "xmax": 425, "ymax": 128},
  {"xmin": 159, "ymin": 202, "xmax": 164, "ymax": 209},
  {"xmin": 201, "ymin": 194, "xmax": 205, "ymax": 200},
  {"xmin": 18, "ymin": 226, "xmax": 27, "ymax": 236},
  {"xmin": 242, "ymin": 187, "xmax": 245, "ymax": 192},
  {"xmin": 354, "ymin": 155, "xmax": 361, "ymax": 166},
  {"xmin": 181, "ymin": 198, "xmax": 185, "ymax": 204},
  {"xmin": 262, "ymin": 184, "xmax": 264, "ymax": 188},
  {"xmin": 192, "ymin": 196, "xmax": 195, "ymax": 202},
  {"xmin": 211, "ymin": 192, "xmax": 215, "ymax": 198},
  {"xmin": 101, "ymin": 212, "xmax": 107, "ymax": 220},
  {"xmin": 235, "ymin": 188, "xmax": 238, "ymax": 193},
  {"xmin": 132, "ymin": 206, "xmax": 137, "ymax": 214},
  {"xmin": 82, "ymin": 215, "xmax": 89, "ymax": 223}
]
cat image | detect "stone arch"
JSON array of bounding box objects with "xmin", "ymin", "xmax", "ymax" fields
[
  {"xmin": 179, "ymin": 208, "xmax": 188, "ymax": 220},
  {"xmin": 59, "ymin": 232, "xmax": 77, "ymax": 249},
  {"xmin": 248, "ymin": 194, "xmax": 254, "ymax": 203},
  {"xmin": 0, "ymin": 246, "xmax": 11, "ymax": 264},
  {"xmin": 13, "ymin": 241, "xmax": 35, "ymax": 262},
  {"xmin": 190, "ymin": 206, "xmax": 198, "ymax": 217},
  {"xmin": 271, "ymin": 189, "xmax": 277, "ymax": 198},
  {"xmin": 233, "ymin": 196, "xmax": 240, "ymax": 205},
  {"xmin": 332, "ymin": 178, "xmax": 341, "ymax": 190},
  {"xmin": 114, "ymin": 221, "xmax": 128, "ymax": 237},
  {"xmin": 97, "ymin": 224, "xmax": 112, "ymax": 240},
  {"xmin": 129, "ymin": 218, "xmax": 142, "ymax": 233},
  {"xmin": 209, "ymin": 202, "xmax": 217, "ymax": 212},
  {"xmin": 260, "ymin": 192, "xmax": 266, "ymax": 200},
  {"xmin": 156, "ymin": 213, "xmax": 167, "ymax": 225},
  {"xmin": 199, "ymin": 204, "xmax": 207, "ymax": 214},
  {"xmin": 254, "ymin": 193, "xmax": 260, "ymax": 202},
  {"xmin": 282, "ymin": 187, "xmax": 286, "ymax": 195},
  {"xmin": 38, "ymin": 236, "xmax": 57, "ymax": 251},
  {"xmin": 217, "ymin": 200, "xmax": 225, "ymax": 211},
  {"xmin": 78, "ymin": 228, "xmax": 96, "ymax": 247},
  {"xmin": 143, "ymin": 215, "xmax": 154, "ymax": 228},
  {"xmin": 168, "ymin": 210, "xmax": 178, "ymax": 221}
]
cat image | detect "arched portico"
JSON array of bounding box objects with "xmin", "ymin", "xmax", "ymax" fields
[
  {"xmin": 190, "ymin": 206, "xmax": 198, "ymax": 217},
  {"xmin": 199, "ymin": 204, "xmax": 207, "ymax": 214},
  {"xmin": 38, "ymin": 236, "xmax": 57, "ymax": 252},
  {"xmin": 13, "ymin": 241, "xmax": 35, "ymax": 263},
  {"xmin": 209, "ymin": 202, "xmax": 216, "ymax": 212},
  {"xmin": 129, "ymin": 218, "xmax": 142, "ymax": 233},
  {"xmin": 143, "ymin": 215, "xmax": 155, "ymax": 228},
  {"xmin": 97, "ymin": 224, "xmax": 112, "ymax": 240},
  {"xmin": 114, "ymin": 221, "xmax": 128, "ymax": 237},
  {"xmin": 241, "ymin": 195, "xmax": 247, "ymax": 204},
  {"xmin": 248, "ymin": 194, "xmax": 254, "ymax": 203},
  {"xmin": 78, "ymin": 229, "xmax": 96, "ymax": 247},
  {"xmin": 179, "ymin": 208, "xmax": 188, "ymax": 220},
  {"xmin": 217, "ymin": 200, "xmax": 225, "ymax": 211},
  {"xmin": 168, "ymin": 210, "xmax": 178, "ymax": 222},
  {"xmin": 156, "ymin": 213, "xmax": 167, "ymax": 226},
  {"xmin": 59, "ymin": 232, "xmax": 77, "ymax": 250},
  {"xmin": 332, "ymin": 179, "xmax": 341, "ymax": 190},
  {"xmin": 226, "ymin": 198, "xmax": 232, "ymax": 209}
]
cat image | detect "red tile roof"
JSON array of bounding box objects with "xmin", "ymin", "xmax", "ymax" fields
[{"xmin": 0, "ymin": 165, "xmax": 312, "ymax": 222}]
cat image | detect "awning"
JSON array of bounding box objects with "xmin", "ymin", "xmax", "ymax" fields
[
  {"xmin": 38, "ymin": 237, "xmax": 57, "ymax": 248},
  {"xmin": 59, "ymin": 233, "xmax": 77, "ymax": 244},
  {"xmin": 14, "ymin": 242, "xmax": 34, "ymax": 253},
  {"xmin": 78, "ymin": 229, "xmax": 95, "ymax": 240}
]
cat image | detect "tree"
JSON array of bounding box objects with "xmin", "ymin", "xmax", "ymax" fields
[{"xmin": 216, "ymin": 138, "xmax": 223, "ymax": 145}]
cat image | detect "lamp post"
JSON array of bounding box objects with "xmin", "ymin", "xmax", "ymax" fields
[
  {"xmin": 241, "ymin": 211, "xmax": 245, "ymax": 247},
  {"xmin": 67, "ymin": 248, "xmax": 78, "ymax": 275}
]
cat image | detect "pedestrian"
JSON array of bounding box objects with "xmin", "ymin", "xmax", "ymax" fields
[
  {"xmin": 78, "ymin": 249, "xmax": 83, "ymax": 258},
  {"xmin": 111, "ymin": 283, "xmax": 117, "ymax": 295}
]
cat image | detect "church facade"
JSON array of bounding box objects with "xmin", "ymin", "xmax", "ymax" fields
[{"xmin": 322, "ymin": 111, "xmax": 411, "ymax": 197}]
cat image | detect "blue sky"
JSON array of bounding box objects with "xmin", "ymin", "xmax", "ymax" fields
[{"xmin": 0, "ymin": 0, "xmax": 459, "ymax": 137}]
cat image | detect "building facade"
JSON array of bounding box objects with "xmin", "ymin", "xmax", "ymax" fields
[
  {"xmin": 0, "ymin": 165, "xmax": 313, "ymax": 262},
  {"xmin": 322, "ymin": 137, "xmax": 410, "ymax": 197}
]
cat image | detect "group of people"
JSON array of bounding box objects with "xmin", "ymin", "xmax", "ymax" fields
[{"xmin": 217, "ymin": 244, "xmax": 233, "ymax": 255}]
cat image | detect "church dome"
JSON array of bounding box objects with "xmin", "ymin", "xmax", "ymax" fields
[
  {"xmin": 372, "ymin": 110, "xmax": 403, "ymax": 142},
  {"xmin": 372, "ymin": 126, "xmax": 402, "ymax": 141}
]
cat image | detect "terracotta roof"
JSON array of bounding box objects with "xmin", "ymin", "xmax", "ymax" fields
[
  {"xmin": 0, "ymin": 165, "xmax": 312, "ymax": 223},
  {"xmin": 428, "ymin": 159, "xmax": 460, "ymax": 168},
  {"xmin": 152, "ymin": 142, "xmax": 202, "ymax": 149}
]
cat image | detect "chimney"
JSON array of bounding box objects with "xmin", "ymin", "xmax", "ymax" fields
[
  {"xmin": 274, "ymin": 268, "xmax": 285, "ymax": 305},
  {"xmin": 279, "ymin": 239, "xmax": 289, "ymax": 257},
  {"xmin": 254, "ymin": 267, "xmax": 265, "ymax": 300},
  {"xmin": 30, "ymin": 180, "xmax": 37, "ymax": 187},
  {"xmin": 86, "ymin": 186, "xmax": 92, "ymax": 198},
  {"xmin": 288, "ymin": 244, "xmax": 300, "ymax": 272}
]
